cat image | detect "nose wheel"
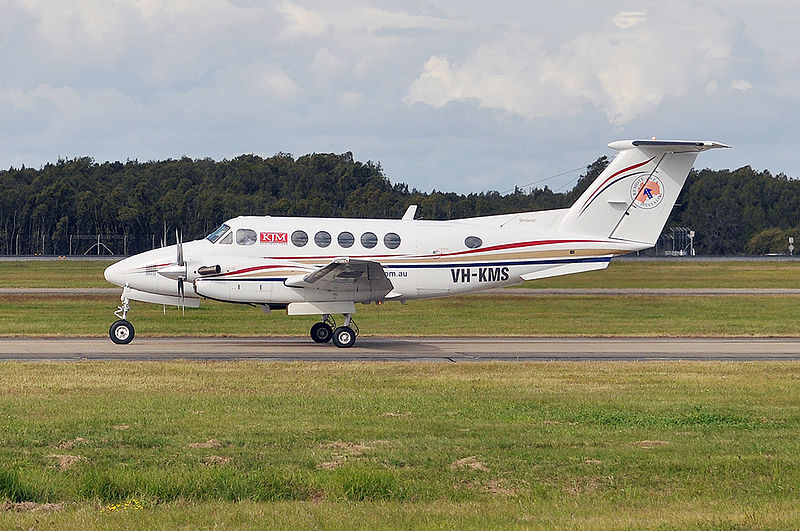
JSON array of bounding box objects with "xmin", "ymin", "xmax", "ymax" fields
[
  {"xmin": 110, "ymin": 319, "xmax": 135, "ymax": 344},
  {"xmin": 110, "ymin": 286, "xmax": 135, "ymax": 345}
]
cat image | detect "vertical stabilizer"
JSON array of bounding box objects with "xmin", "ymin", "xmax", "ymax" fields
[{"xmin": 558, "ymin": 140, "xmax": 729, "ymax": 247}]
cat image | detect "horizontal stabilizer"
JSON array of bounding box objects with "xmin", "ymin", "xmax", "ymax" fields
[
  {"xmin": 520, "ymin": 259, "xmax": 610, "ymax": 281},
  {"xmin": 608, "ymin": 140, "xmax": 731, "ymax": 151}
]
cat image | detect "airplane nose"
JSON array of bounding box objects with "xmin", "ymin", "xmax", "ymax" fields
[{"xmin": 104, "ymin": 261, "xmax": 125, "ymax": 287}]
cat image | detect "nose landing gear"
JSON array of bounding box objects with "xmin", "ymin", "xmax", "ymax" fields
[{"xmin": 109, "ymin": 287, "xmax": 135, "ymax": 345}]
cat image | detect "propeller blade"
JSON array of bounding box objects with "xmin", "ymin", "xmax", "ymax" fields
[
  {"xmin": 175, "ymin": 229, "xmax": 184, "ymax": 266},
  {"xmin": 178, "ymin": 277, "xmax": 186, "ymax": 316}
]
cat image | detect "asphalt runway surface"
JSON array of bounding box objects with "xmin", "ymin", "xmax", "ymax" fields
[{"xmin": 2, "ymin": 337, "xmax": 800, "ymax": 361}]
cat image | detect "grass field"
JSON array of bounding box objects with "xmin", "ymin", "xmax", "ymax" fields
[
  {"xmin": 3, "ymin": 258, "xmax": 800, "ymax": 289},
  {"xmin": 0, "ymin": 260, "xmax": 113, "ymax": 288},
  {"xmin": 3, "ymin": 259, "xmax": 800, "ymax": 338},
  {"xmin": 4, "ymin": 293, "xmax": 800, "ymax": 338},
  {"xmin": 522, "ymin": 258, "xmax": 800, "ymax": 289},
  {"xmin": 1, "ymin": 361, "xmax": 799, "ymax": 529}
]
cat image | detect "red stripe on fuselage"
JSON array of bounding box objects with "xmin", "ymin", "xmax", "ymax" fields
[
  {"xmin": 580, "ymin": 157, "xmax": 655, "ymax": 211},
  {"xmin": 221, "ymin": 264, "xmax": 305, "ymax": 277}
]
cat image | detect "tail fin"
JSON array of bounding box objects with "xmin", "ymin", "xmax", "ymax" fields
[{"xmin": 559, "ymin": 140, "xmax": 729, "ymax": 246}]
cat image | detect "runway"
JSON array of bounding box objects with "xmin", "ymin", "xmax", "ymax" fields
[{"xmin": 2, "ymin": 337, "xmax": 800, "ymax": 361}]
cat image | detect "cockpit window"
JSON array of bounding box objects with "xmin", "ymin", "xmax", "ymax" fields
[
  {"xmin": 219, "ymin": 232, "xmax": 232, "ymax": 245},
  {"xmin": 236, "ymin": 228, "xmax": 257, "ymax": 246},
  {"xmin": 206, "ymin": 224, "xmax": 230, "ymax": 243}
]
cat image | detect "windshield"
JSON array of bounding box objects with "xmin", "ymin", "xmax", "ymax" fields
[{"xmin": 206, "ymin": 224, "xmax": 230, "ymax": 243}]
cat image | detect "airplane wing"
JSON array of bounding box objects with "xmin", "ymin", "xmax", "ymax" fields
[{"xmin": 284, "ymin": 258, "xmax": 395, "ymax": 302}]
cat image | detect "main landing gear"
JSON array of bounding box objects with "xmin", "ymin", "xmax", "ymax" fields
[
  {"xmin": 109, "ymin": 289, "xmax": 135, "ymax": 345},
  {"xmin": 309, "ymin": 313, "xmax": 358, "ymax": 348}
]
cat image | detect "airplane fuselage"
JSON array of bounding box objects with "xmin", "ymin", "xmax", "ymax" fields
[{"xmin": 104, "ymin": 213, "xmax": 640, "ymax": 306}]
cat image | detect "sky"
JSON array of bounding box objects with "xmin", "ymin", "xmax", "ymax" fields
[{"xmin": 1, "ymin": 0, "xmax": 799, "ymax": 194}]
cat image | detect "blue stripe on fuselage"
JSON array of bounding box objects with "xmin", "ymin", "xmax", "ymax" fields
[{"xmin": 202, "ymin": 256, "xmax": 611, "ymax": 281}]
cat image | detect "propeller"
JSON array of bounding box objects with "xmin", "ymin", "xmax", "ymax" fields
[
  {"xmin": 176, "ymin": 229, "xmax": 186, "ymax": 314},
  {"xmin": 156, "ymin": 229, "xmax": 187, "ymax": 314}
]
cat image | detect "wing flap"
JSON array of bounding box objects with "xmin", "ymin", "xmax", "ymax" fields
[{"xmin": 284, "ymin": 258, "xmax": 394, "ymax": 303}]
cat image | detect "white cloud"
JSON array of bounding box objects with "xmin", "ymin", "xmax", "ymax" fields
[
  {"xmin": 276, "ymin": 2, "xmax": 328, "ymax": 37},
  {"xmin": 730, "ymin": 79, "xmax": 753, "ymax": 91},
  {"xmin": 612, "ymin": 11, "xmax": 646, "ymax": 29},
  {"xmin": 339, "ymin": 91, "xmax": 364, "ymax": 108},
  {"xmin": 2, "ymin": 1, "xmax": 800, "ymax": 190},
  {"xmin": 311, "ymin": 47, "xmax": 347, "ymax": 79},
  {"xmin": 406, "ymin": 2, "xmax": 745, "ymax": 124}
]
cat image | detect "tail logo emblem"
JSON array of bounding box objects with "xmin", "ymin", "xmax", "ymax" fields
[{"xmin": 630, "ymin": 175, "xmax": 664, "ymax": 209}]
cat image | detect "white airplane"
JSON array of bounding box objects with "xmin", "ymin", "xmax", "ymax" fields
[{"xmin": 104, "ymin": 139, "xmax": 728, "ymax": 347}]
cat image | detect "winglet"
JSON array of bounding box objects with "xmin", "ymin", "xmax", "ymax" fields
[{"xmin": 402, "ymin": 205, "xmax": 418, "ymax": 220}]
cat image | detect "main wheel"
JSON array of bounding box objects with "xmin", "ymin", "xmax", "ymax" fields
[
  {"xmin": 332, "ymin": 326, "xmax": 356, "ymax": 348},
  {"xmin": 109, "ymin": 319, "xmax": 135, "ymax": 345},
  {"xmin": 310, "ymin": 322, "xmax": 333, "ymax": 343}
]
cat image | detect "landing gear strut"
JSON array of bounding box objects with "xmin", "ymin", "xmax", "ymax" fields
[{"xmin": 110, "ymin": 287, "xmax": 135, "ymax": 345}]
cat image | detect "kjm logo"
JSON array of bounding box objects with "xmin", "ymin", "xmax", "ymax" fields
[{"xmin": 260, "ymin": 232, "xmax": 288, "ymax": 244}]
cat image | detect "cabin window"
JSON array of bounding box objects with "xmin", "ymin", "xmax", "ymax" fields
[
  {"xmin": 291, "ymin": 230, "xmax": 308, "ymax": 247},
  {"xmin": 219, "ymin": 232, "xmax": 232, "ymax": 245},
  {"xmin": 236, "ymin": 228, "xmax": 257, "ymax": 246},
  {"xmin": 361, "ymin": 232, "xmax": 378, "ymax": 249},
  {"xmin": 315, "ymin": 231, "xmax": 331, "ymax": 248},
  {"xmin": 384, "ymin": 232, "xmax": 401, "ymax": 249},
  {"xmin": 465, "ymin": 236, "xmax": 483, "ymax": 249},
  {"xmin": 338, "ymin": 231, "xmax": 355, "ymax": 248},
  {"xmin": 206, "ymin": 223, "xmax": 230, "ymax": 243}
]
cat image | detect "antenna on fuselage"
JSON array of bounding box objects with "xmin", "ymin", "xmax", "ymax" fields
[{"xmin": 402, "ymin": 205, "xmax": 418, "ymax": 220}]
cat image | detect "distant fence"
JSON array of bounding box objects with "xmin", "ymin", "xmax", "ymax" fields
[{"xmin": 70, "ymin": 235, "xmax": 127, "ymax": 255}]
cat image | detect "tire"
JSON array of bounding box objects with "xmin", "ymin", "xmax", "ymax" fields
[
  {"xmin": 310, "ymin": 322, "xmax": 333, "ymax": 343},
  {"xmin": 109, "ymin": 319, "xmax": 135, "ymax": 345},
  {"xmin": 332, "ymin": 326, "xmax": 356, "ymax": 348}
]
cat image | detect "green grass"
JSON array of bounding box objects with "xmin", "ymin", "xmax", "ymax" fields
[
  {"xmin": 4, "ymin": 293, "xmax": 800, "ymax": 337},
  {"xmin": 3, "ymin": 259, "xmax": 800, "ymax": 289},
  {"xmin": 0, "ymin": 361, "xmax": 799, "ymax": 528},
  {"xmin": 0, "ymin": 260, "xmax": 113, "ymax": 288},
  {"xmin": 520, "ymin": 259, "xmax": 800, "ymax": 289}
]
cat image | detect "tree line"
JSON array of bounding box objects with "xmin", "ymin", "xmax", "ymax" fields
[{"xmin": 0, "ymin": 151, "xmax": 798, "ymax": 256}]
